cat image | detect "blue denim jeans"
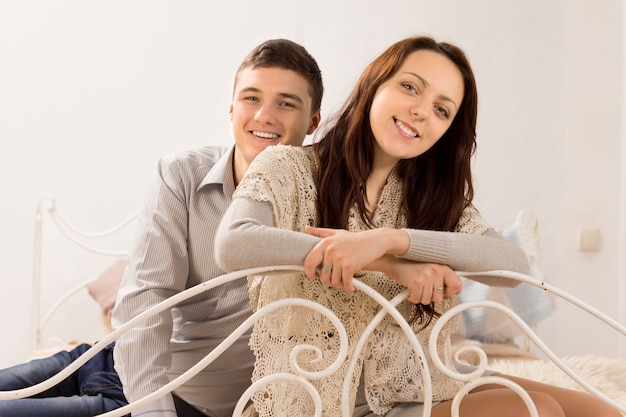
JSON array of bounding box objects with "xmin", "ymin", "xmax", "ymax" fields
[{"xmin": 0, "ymin": 343, "xmax": 128, "ymax": 417}]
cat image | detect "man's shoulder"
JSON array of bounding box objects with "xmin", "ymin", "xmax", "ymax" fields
[
  {"xmin": 160, "ymin": 145, "xmax": 230, "ymax": 168},
  {"xmin": 157, "ymin": 145, "xmax": 231, "ymax": 188}
]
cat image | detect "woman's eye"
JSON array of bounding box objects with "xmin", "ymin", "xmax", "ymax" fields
[
  {"xmin": 435, "ymin": 106, "xmax": 450, "ymax": 118},
  {"xmin": 401, "ymin": 82, "xmax": 417, "ymax": 93}
]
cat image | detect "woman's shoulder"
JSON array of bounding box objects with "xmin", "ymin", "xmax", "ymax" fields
[
  {"xmin": 236, "ymin": 144, "xmax": 316, "ymax": 204},
  {"xmin": 455, "ymin": 204, "xmax": 491, "ymax": 235},
  {"xmin": 250, "ymin": 144, "xmax": 315, "ymax": 174},
  {"xmin": 257, "ymin": 144, "xmax": 312, "ymax": 161}
]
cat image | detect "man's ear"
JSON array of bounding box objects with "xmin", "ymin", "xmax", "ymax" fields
[
  {"xmin": 307, "ymin": 109, "xmax": 321, "ymax": 135},
  {"xmin": 228, "ymin": 103, "xmax": 234, "ymax": 120}
]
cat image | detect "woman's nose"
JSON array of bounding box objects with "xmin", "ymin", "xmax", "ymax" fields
[{"xmin": 410, "ymin": 99, "xmax": 430, "ymax": 120}]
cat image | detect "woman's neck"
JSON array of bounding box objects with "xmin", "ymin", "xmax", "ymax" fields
[{"xmin": 365, "ymin": 163, "xmax": 396, "ymax": 212}]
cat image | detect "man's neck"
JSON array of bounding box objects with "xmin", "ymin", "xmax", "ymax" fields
[{"xmin": 232, "ymin": 148, "xmax": 248, "ymax": 187}]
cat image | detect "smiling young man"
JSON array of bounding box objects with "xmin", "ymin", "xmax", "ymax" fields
[
  {"xmin": 230, "ymin": 63, "xmax": 320, "ymax": 184},
  {"xmin": 110, "ymin": 39, "xmax": 323, "ymax": 417},
  {"xmin": 0, "ymin": 39, "xmax": 322, "ymax": 417}
]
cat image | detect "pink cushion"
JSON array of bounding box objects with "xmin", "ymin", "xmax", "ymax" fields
[{"xmin": 87, "ymin": 259, "xmax": 127, "ymax": 318}]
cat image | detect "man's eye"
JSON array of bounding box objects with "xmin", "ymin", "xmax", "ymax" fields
[
  {"xmin": 244, "ymin": 96, "xmax": 259, "ymax": 102},
  {"xmin": 279, "ymin": 101, "xmax": 296, "ymax": 108}
]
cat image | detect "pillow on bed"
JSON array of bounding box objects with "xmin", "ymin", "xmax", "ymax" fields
[
  {"xmin": 87, "ymin": 259, "xmax": 127, "ymax": 319},
  {"xmin": 456, "ymin": 211, "xmax": 556, "ymax": 344}
]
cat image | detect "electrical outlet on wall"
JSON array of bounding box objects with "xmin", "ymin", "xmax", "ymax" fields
[{"xmin": 577, "ymin": 228, "xmax": 601, "ymax": 252}]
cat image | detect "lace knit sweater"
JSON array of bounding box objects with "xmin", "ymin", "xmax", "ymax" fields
[{"xmin": 216, "ymin": 145, "xmax": 529, "ymax": 416}]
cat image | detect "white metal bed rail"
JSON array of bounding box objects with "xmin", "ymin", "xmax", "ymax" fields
[
  {"xmin": 5, "ymin": 265, "xmax": 625, "ymax": 416},
  {"xmin": 30, "ymin": 198, "xmax": 139, "ymax": 353}
]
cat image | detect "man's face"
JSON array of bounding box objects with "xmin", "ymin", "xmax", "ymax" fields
[{"xmin": 230, "ymin": 66, "xmax": 320, "ymax": 183}]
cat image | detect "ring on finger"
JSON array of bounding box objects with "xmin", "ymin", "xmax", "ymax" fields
[
  {"xmin": 434, "ymin": 287, "xmax": 444, "ymax": 293},
  {"xmin": 322, "ymin": 265, "xmax": 332, "ymax": 274}
]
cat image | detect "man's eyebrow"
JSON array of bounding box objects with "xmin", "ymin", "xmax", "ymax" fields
[
  {"xmin": 405, "ymin": 71, "xmax": 459, "ymax": 110},
  {"xmin": 238, "ymin": 87, "xmax": 304, "ymax": 104},
  {"xmin": 277, "ymin": 92, "xmax": 304, "ymax": 104},
  {"xmin": 238, "ymin": 86, "xmax": 261, "ymax": 95}
]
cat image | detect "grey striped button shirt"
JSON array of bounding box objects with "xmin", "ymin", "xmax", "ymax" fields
[{"xmin": 112, "ymin": 145, "xmax": 254, "ymax": 417}]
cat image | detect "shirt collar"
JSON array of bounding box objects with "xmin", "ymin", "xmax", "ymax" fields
[{"xmin": 198, "ymin": 145, "xmax": 236, "ymax": 197}]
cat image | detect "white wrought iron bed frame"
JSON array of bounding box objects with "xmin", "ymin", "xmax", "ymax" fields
[
  {"xmin": 2, "ymin": 198, "xmax": 624, "ymax": 417},
  {"xmin": 30, "ymin": 197, "xmax": 138, "ymax": 353}
]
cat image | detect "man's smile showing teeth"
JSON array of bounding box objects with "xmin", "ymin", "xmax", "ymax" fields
[
  {"xmin": 252, "ymin": 131, "xmax": 280, "ymax": 139},
  {"xmin": 395, "ymin": 119, "xmax": 418, "ymax": 138}
]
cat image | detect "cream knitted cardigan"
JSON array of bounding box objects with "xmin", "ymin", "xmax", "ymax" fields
[{"xmin": 234, "ymin": 145, "xmax": 492, "ymax": 416}]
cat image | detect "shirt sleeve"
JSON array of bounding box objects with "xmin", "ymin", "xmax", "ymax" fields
[
  {"xmin": 112, "ymin": 157, "xmax": 191, "ymax": 402},
  {"xmin": 130, "ymin": 394, "xmax": 178, "ymax": 416},
  {"xmin": 215, "ymin": 197, "xmax": 318, "ymax": 272},
  {"xmin": 216, "ymin": 145, "xmax": 320, "ymax": 272},
  {"xmin": 399, "ymin": 228, "xmax": 529, "ymax": 287},
  {"xmin": 399, "ymin": 205, "xmax": 530, "ymax": 287}
]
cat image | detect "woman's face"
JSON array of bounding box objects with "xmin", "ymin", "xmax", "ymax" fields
[{"xmin": 369, "ymin": 49, "xmax": 465, "ymax": 168}]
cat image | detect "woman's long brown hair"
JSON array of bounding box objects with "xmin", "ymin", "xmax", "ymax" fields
[{"xmin": 311, "ymin": 36, "xmax": 479, "ymax": 324}]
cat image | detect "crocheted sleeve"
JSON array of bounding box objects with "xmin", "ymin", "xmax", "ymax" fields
[{"xmin": 454, "ymin": 204, "xmax": 490, "ymax": 234}]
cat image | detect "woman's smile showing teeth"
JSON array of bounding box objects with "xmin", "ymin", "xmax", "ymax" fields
[
  {"xmin": 252, "ymin": 131, "xmax": 280, "ymax": 139},
  {"xmin": 394, "ymin": 118, "xmax": 419, "ymax": 138}
]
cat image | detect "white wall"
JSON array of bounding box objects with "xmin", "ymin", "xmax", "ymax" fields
[
  {"xmin": 0, "ymin": 0, "xmax": 624, "ymax": 368},
  {"xmin": 621, "ymin": 0, "xmax": 626, "ymax": 361}
]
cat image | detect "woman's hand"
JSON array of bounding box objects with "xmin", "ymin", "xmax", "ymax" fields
[
  {"xmin": 303, "ymin": 225, "xmax": 461, "ymax": 303},
  {"xmin": 303, "ymin": 226, "xmax": 395, "ymax": 291},
  {"xmin": 380, "ymin": 256, "xmax": 462, "ymax": 304},
  {"xmin": 303, "ymin": 225, "xmax": 414, "ymax": 291}
]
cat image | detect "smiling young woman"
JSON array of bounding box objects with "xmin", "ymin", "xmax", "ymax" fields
[{"xmin": 216, "ymin": 35, "xmax": 621, "ymax": 417}]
